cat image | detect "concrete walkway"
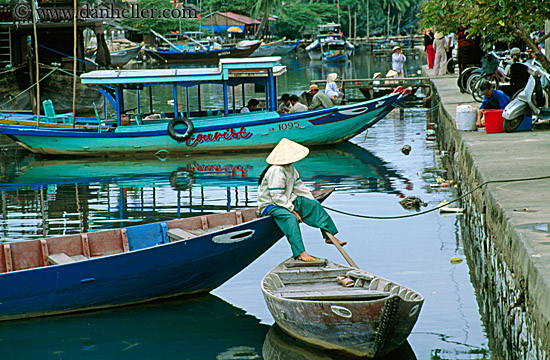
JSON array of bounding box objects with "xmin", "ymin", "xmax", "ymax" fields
[{"xmin": 426, "ymin": 66, "xmax": 550, "ymax": 350}]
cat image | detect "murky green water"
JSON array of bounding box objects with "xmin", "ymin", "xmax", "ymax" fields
[{"xmin": 0, "ymin": 51, "xmax": 492, "ymax": 359}]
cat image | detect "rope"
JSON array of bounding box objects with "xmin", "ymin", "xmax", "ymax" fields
[
  {"xmin": 323, "ymin": 174, "xmax": 550, "ymax": 219},
  {"xmin": 0, "ymin": 66, "xmax": 59, "ymax": 110},
  {"xmin": 38, "ymin": 43, "xmax": 99, "ymax": 67}
]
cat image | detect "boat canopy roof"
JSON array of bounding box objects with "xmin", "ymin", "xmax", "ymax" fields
[{"xmin": 81, "ymin": 57, "xmax": 286, "ymax": 86}]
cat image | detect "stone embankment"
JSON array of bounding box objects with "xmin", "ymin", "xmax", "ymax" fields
[{"xmin": 426, "ymin": 67, "xmax": 550, "ymax": 357}]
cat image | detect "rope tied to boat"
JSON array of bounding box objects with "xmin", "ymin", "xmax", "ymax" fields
[
  {"xmin": 323, "ymin": 174, "xmax": 550, "ymax": 220},
  {"xmin": 0, "ymin": 65, "xmax": 60, "ymax": 112}
]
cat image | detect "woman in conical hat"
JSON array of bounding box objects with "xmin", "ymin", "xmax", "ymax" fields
[{"xmin": 257, "ymin": 138, "xmax": 346, "ymax": 262}]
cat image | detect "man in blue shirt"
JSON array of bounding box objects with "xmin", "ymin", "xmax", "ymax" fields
[{"xmin": 476, "ymin": 79, "xmax": 510, "ymax": 127}]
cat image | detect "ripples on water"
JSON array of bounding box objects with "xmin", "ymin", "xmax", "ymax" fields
[{"xmin": 0, "ymin": 53, "xmax": 493, "ymax": 359}]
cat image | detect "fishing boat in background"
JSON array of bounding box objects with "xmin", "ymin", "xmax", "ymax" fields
[
  {"xmin": 0, "ymin": 57, "xmax": 410, "ymax": 156},
  {"xmin": 144, "ymin": 31, "xmax": 260, "ymax": 64},
  {"xmin": 272, "ymin": 40, "xmax": 301, "ymax": 56},
  {"xmin": 0, "ymin": 187, "xmax": 333, "ymax": 321},
  {"xmin": 250, "ymin": 38, "xmax": 285, "ymax": 57},
  {"xmin": 261, "ymin": 257, "xmax": 424, "ymax": 358},
  {"xmin": 92, "ymin": 44, "xmax": 143, "ymax": 69},
  {"xmin": 306, "ymin": 23, "xmax": 354, "ymax": 62}
]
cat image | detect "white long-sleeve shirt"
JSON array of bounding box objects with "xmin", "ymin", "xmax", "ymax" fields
[
  {"xmin": 392, "ymin": 52, "xmax": 406, "ymax": 74},
  {"xmin": 257, "ymin": 164, "xmax": 314, "ymax": 214},
  {"xmin": 325, "ymin": 81, "xmax": 343, "ymax": 98}
]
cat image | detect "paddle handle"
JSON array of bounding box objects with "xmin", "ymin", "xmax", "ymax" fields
[{"xmin": 323, "ymin": 230, "xmax": 358, "ymax": 268}]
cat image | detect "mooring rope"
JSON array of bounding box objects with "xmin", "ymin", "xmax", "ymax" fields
[
  {"xmin": 0, "ymin": 66, "xmax": 59, "ymax": 111},
  {"xmin": 323, "ymin": 174, "xmax": 550, "ymax": 219}
]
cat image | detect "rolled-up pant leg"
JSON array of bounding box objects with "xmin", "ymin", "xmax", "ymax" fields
[
  {"xmin": 267, "ymin": 206, "xmax": 305, "ymax": 258},
  {"xmin": 293, "ymin": 196, "xmax": 338, "ymax": 240}
]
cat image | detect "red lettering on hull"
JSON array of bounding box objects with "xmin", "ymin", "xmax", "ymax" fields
[{"xmin": 185, "ymin": 127, "xmax": 252, "ymax": 147}]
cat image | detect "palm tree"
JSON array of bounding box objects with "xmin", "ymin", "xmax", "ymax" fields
[
  {"xmin": 383, "ymin": 0, "xmax": 410, "ymax": 36},
  {"xmin": 252, "ymin": 0, "xmax": 284, "ymax": 39}
]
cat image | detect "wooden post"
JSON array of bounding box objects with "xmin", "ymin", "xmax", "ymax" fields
[
  {"xmin": 366, "ymin": 0, "xmax": 370, "ymax": 43},
  {"xmin": 31, "ymin": 0, "xmax": 40, "ymax": 124},
  {"xmin": 348, "ymin": 8, "xmax": 351, "ymax": 39},
  {"xmin": 72, "ymin": 0, "xmax": 77, "ymax": 128},
  {"xmin": 354, "ymin": 11, "xmax": 357, "ymax": 40}
]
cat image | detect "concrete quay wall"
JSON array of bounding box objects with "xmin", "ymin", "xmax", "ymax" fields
[{"xmin": 426, "ymin": 68, "xmax": 550, "ymax": 356}]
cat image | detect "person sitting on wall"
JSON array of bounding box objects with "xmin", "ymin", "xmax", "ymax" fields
[
  {"xmin": 289, "ymin": 95, "xmax": 308, "ymax": 113},
  {"xmin": 324, "ymin": 73, "xmax": 344, "ymax": 99},
  {"xmin": 476, "ymin": 79, "xmax": 510, "ymax": 127},
  {"xmin": 278, "ymin": 94, "xmax": 292, "ymax": 114},
  {"xmin": 308, "ymin": 84, "xmax": 333, "ymax": 110},
  {"xmin": 240, "ymin": 98, "xmax": 259, "ymax": 113}
]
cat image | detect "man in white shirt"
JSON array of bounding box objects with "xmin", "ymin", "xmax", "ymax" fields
[
  {"xmin": 288, "ymin": 95, "xmax": 307, "ymax": 113},
  {"xmin": 240, "ymin": 98, "xmax": 259, "ymax": 113}
]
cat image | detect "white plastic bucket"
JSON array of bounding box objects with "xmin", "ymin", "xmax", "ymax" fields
[{"xmin": 456, "ymin": 105, "xmax": 477, "ymax": 131}]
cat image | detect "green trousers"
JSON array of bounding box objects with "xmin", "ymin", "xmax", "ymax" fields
[{"xmin": 266, "ymin": 196, "xmax": 338, "ymax": 258}]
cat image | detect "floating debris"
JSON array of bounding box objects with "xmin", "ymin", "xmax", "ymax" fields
[
  {"xmin": 450, "ymin": 257, "xmax": 463, "ymax": 264},
  {"xmin": 401, "ymin": 145, "xmax": 412, "ymax": 155},
  {"xmin": 438, "ymin": 200, "xmax": 464, "ymax": 214}
]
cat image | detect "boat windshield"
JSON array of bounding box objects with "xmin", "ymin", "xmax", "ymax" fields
[{"xmin": 80, "ymin": 57, "xmax": 287, "ymax": 126}]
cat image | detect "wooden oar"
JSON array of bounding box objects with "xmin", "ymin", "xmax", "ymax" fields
[{"xmin": 322, "ymin": 230, "xmax": 358, "ymax": 268}]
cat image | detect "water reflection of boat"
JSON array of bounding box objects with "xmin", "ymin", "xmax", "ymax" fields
[
  {"xmin": 1, "ymin": 142, "xmax": 407, "ymax": 194},
  {"xmin": 0, "ymin": 294, "xmax": 269, "ymax": 359},
  {"xmin": 263, "ymin": 325, "xmax": 417, "ymax": 360}
]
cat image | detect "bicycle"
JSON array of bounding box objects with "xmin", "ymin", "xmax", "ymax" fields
[{"xmin": 468, "ymin": 51, "xmax": 512, "ymax": 102}]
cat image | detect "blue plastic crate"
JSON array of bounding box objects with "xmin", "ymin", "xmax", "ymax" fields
[{"xmin": 516, "ymin": 116, "xmax": 532, "ymax": 132}]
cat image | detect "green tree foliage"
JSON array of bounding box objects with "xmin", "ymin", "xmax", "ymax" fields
[
  {"xmin": 420, "ymin": 0, "xmax": 550, "ymax": 71},
  {"xmin": 202, "ymin": 0, "xmax": 253, "ymax": 14},
  {"xmin": 123, "ymin": 0, "xmax": 420, "ymax": 40},
  {"xmin": 275, "ymin": 2, "xmax": 337, "ymax": 39},
  {"xmin": 122, "ymin": 0, "xmax": 199, "ymax": 35}
]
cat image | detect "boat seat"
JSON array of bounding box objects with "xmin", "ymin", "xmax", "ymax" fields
[
  {"xmin": 42, "ymin": 100, "xmax": 73, "ymax": 124},
  {"xmin": 48, "ymin": 253, "xmax": 76, "ymax": 265},
  {"xmin": 274, "ymin": 289, "xmax": 390, "ymax": 301},
  {"xmin": 167, "ymin": 228, "xmax": 196, "ymax": 242}
]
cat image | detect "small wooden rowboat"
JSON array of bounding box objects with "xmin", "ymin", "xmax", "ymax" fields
[
  {"xmin": 0, "ymin": 189, "xmax": 332, "ymax": 321},
  {"xmin": 261, "ymin": 257, "xmax": 423, "ymax": 358}
]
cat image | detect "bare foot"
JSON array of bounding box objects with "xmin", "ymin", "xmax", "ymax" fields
[
  {"xmin": 325, "ymin": 238, "xmax": 347, "ymax": 246},
  {"xmin": 297, "ymin": 252, "xmax": 316, "ymax": 262}
]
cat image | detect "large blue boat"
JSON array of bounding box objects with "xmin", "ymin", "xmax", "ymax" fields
[
  {"xmin": 306, "ymin": 24, "xmax": 355, "ymax": 62},
  {"xmin": 0, "ymin": 187, "xmax": 333, "ymax": 321},
  {"xmin": 0, "ymin": 57, "xmax": 409, "ymax": 156}
]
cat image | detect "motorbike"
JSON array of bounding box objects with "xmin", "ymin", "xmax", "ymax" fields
[{"xmin": 502, "ymin": 61, "xmax": 550, "ymax": 132}]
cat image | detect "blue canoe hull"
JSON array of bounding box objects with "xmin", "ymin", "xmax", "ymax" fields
[
  {"xmin": 0, "ymin": 189, "xmax": 333, "ymax": 320},
  {"xmin": 0, "ymin": 91, "xmax": 409, "ymax": 156}
]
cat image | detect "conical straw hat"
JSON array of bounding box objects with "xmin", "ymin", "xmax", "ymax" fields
[{"xmin": 266, "ymin": 138, "xmax": 309, "ymax": 165}]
